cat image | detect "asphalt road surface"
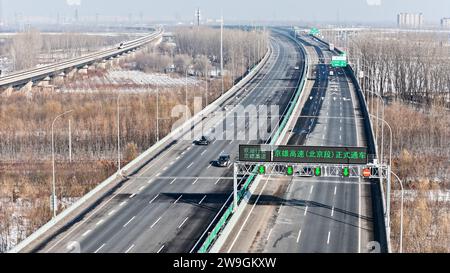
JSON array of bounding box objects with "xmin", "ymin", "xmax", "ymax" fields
[
  {"xmin": 223, "ymin": 34, "xmax": 375, "ymax": 253},
  {"xmin": 31, "ymin": 30, "xmax": 306, "ymax": 253}
]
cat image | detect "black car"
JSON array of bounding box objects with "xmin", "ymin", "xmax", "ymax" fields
[
  {"xmin": 216, "ymin": 154, "xmax": 231, "ymax": 167},
  {"xmin": 195, "ymin": 135, "xmax": 213, "ymax": 145}
]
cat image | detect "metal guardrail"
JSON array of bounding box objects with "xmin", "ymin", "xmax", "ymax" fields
[
  {"xmin": 197, "ymin": 29, "xmax": 309, "ymax": 253},
  {"xmin": 0, "ymin": 30, "xmax": 163, "ymax": 88}
]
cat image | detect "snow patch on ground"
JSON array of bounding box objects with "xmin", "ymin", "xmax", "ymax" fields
[
  {"xmin": 107, "ymin": 70, "xmax": 201, "ymax": 86},
  {"xmin": 0, "ymin": 197, "xmax": 79, "ymax": 252},
  {"xmin": 60, "ymin": 70, "xmax": 202, "ymax": 94}
]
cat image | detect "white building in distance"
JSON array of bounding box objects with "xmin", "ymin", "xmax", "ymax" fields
[
  {"xmin": 397, "ymin": 13, "xmax": 424, "ymax": 28},
  {"xmin": 441, "ymin": 18, "xmax": 450, "ymax": 29}
]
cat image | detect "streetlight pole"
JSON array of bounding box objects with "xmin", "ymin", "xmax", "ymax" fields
[
  {"xmin": 117, "ymin": 94, "xmax": 121, "ymax": 175},
  {"xmin": 367, "ymin": 90, "xmax": 386, "ymax": 165},
  {"xmin": 220, "ymin": 14, "xmax": 224, "ymax": 96},
  {"xmin": 185, "ymin": 68, "xmax": 189, "ymax": 122},
  {"xmin": 156, "ymin": 84, "xmax": 159, "ymax": 142},
  {"xmin": 51, "ymin": 110, "xmax": 73, "ymax": 218},
  {"xmin": 390, "ymin": 170, "xmax": 404, "ymax": 253}
]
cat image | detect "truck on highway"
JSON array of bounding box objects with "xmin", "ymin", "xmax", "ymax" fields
[{"xmin": 329, "ymin": 43, "xmax": 335, "ymax": 51}]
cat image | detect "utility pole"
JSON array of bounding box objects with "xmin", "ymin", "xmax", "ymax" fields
[
  {"xmin": 220, "ymin": 14, "xmax": 224, "ymax": 96},
  {"xmin": 117, "ymin": 94, "xmax": 121, "ymax": 175},
  {"xmin": 156, "ymin": 84, "xmax": 159, "ymax": 142},
  {"xmin": 69, "ymin": 119, "xmax": 72, "ymax": 163},
  {"xmin": 51, "ymin": 110, "xmax": 73, "ymax": 218}
]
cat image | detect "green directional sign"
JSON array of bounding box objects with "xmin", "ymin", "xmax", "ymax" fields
[
  {"xmin": 343, "ymin": 167, "xmax": 350, "ymax": 177},
  {"xmin": 310, "ymin": 27, "xmax": 320, "ymax": 36},
  {"xmin": 239, "ymin": 145, "xmax": 272, "ymax": 162},
  {"xmin": 239, "ymin": 145, "xmax": 368, "ymax": 165},
  {"xmin": 331, "ymin": 55, "xmax": 347, "ymax": 68},
  {"xmin": 272, "ymin": 146, "xmax": 368, "ymax": 165}
]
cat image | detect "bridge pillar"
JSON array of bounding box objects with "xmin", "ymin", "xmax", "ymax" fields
[
  {"xmin": 51, "ymin": 72, "xmax": 65, "ymax": 85},
  {"xmin": 20, "ymin": 81, "xmax": 33, "ymax": 93},
  {"xmin": 97, "ymin": 60, "xmax": 107, "ymax": 70},
  {"xmin": 87, "ymin": 64, "xmax": 97, "ymax": 73},
  {"xmin": 78, "ymin": 65, "xmax": 88, "ymax": 75},
  {"xmin": 65, "ymin": 68, "xmax": 77, "ymax": 80},
  {"xmin": 37, "ymin": 76, "xmax": 51, "ymax": 87}
]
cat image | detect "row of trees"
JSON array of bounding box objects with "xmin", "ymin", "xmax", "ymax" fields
[
  {"xmin": 353, "ymin": 31, "xmax": 450, "ymax": 106},
  {"xmin": 380, "ymin": 102, "xmax": 449, "ymax": 252},
  {"xmin": 5, "ymin": 28, "xmax": 137, "ymax": 71},
  {"xmin": 132, "ymin": 26, "xmax": 269, "ymax": 80}
]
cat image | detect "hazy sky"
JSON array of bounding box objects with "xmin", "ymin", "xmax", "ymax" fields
[{"xmin": 1, "ymin": 0, "xmax": 450, "ymax": 24}]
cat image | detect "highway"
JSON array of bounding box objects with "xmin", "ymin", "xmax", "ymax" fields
[
  {"xmin": 0, "ymin": 29, "xmax": 162, "ymax": 89},
  {"xmin": 27, "ymin": 30, "xmax": 306, "ymax": 253},
  {"xmin": 221, "ymin": 34, "xmax": 375, "ymax": 253}
]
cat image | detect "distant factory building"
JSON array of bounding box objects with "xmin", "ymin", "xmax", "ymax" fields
[{"xmin": 397, "ymin": 13, "xmax": 424, "ymax": 28}]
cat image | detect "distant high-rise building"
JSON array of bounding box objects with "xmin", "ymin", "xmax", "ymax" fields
[
  {"xmin": 74, "ymin": 8, "xmax": 79, "ymax": 23},
  {"xmin": 195, "ymin": 8, "xmax": 201, "ymax": 26},
  {"xmin": 397, "ymin": 13, "xmax": 424, "ymax": 28},
  {"xmin": 441, "ymin": 18, "xmax": 450, "ymax": 29}
]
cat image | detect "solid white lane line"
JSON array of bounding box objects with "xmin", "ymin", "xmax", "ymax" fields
[
  {"xmin": 192, "ymin": 178, "xmax": 199, "ymax": 185},
  {"xmin": 296, "ymin": 229, "xmax": 302, "ymax": 243},
  {"xmin": 334, "ymin": 186, "xmax": 337, "ymax": 195},
  {"xmin": 178, "ymin": 217, "xmax": 189, "ymax": 229},
  {"xmin": 170, "ymin": 178, "xmax": 176, "ymax": 185},
  {"xmin": 267, "ymin": 228, "xmax": 274, "ymax": 241},
  {"xmin": 82, "ymin": 230, "xmax": 92, "ymax": 237},
  {"xmin": 186, "ymin": 162, "xmax": 194, "ymax": 169},
  {"xmin": 358, "ymin": 175, "xmax": 362, "ymax": 253},
  {"xmin": 198, "ymin": 195, "xmax": 207, "ymax": 205},
  {"xmin": 94, "ymin": 244, "xmax": 105, "ymax": 253},
  {"xmin": 174, "ymin": 195, "xmax": 183, "ymax": 204},
  {"xmin": 129, "ymin": 193, "xmax": 136, "ymax": 199},
  {"xmin": 151, "ymin": 217, "xmax": 162, "ymax": 228},
  {"xmin": 157, "ymin": 245, "xmax": 165, "ymax": 253},
  {"xmin": 149, "ymin": 194, "xmax": 159, "ymax": 204},
  {"xmin": 327, "ymin": 231, "xmax": 331, "ymax": 245},
  {"xmin": 125, "ymin": 244, "xmax": 135, "ymax": 253},
  {"xmin": 123, "ymin": 216, "xmax": 135, "ymax": 228},
  {"xmin": 96, "ymin": 219, "xmax": 104, "ymax": 226},
  {"xmin": 228, "ymin": 176, "xmax": 271, "ymax": 253}
]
